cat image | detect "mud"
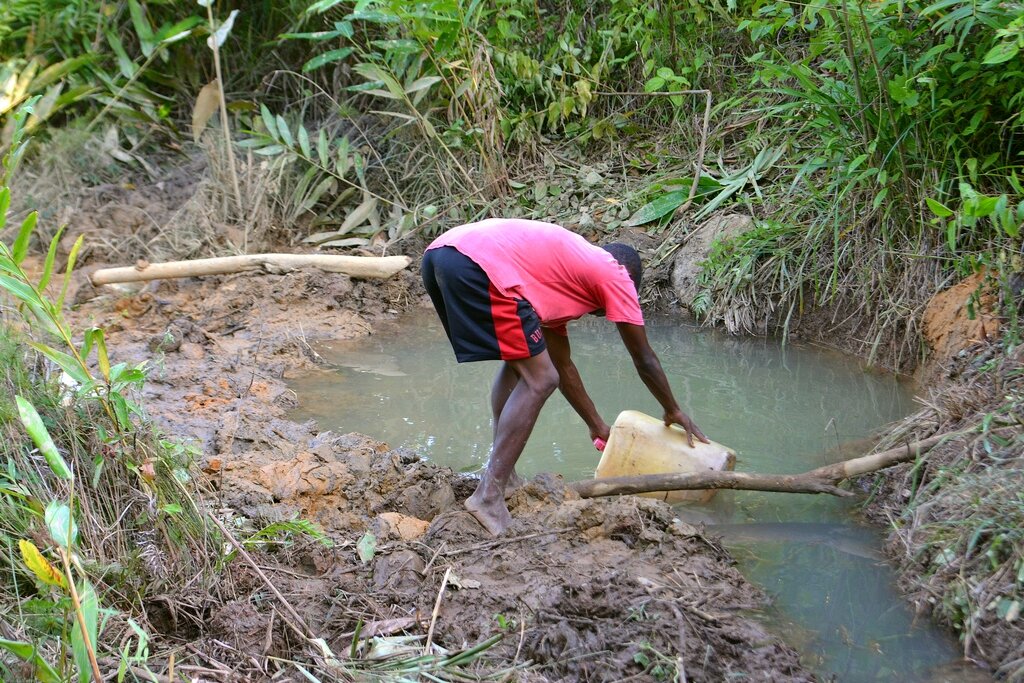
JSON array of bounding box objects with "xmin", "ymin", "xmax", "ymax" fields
[{"xmin": 65, "ymin": 263, "xmax": 815, "ymax": 679}]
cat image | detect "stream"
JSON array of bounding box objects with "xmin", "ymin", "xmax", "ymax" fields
[{"xmin": 288, "ymin": 309, "xmax": 977, "ymax": 681}]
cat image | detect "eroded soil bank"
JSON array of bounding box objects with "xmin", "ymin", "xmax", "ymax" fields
[{"xmin": 68, "ymin": 267, "xmax": 813, "ymax": 680}]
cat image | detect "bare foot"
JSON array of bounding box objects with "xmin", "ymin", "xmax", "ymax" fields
[{"xmin": 465, "ymin": 490, "xmax": 513, "ymax": 536}]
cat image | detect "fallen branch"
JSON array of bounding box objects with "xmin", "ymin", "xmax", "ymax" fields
[
  {"xmin": 804, "ymin": 433, "xmax": 951, "ymax": 481},
  {"xmin": 89, "ymin": 253, "xmax": 412, "ymax": 286},
  {"xmin": 424, "ymin": 566, "xmax": 451, "ymax": 655},
  {"xmin": 573, "ymin": 471, "xmax": 854, "ymax": 498},
  {"xmin": 572, "ymin": 432, "xmax": 960, "ymax": 499}
]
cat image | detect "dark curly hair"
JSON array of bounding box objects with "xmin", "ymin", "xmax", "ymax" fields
[{"xmin": 601, "ymin": 242, "xmax": 642, "ymax": 292}]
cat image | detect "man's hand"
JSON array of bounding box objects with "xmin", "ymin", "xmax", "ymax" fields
[
  {"xmin": 590, "ymin": 422, "xmax": 610, "ymax": 450},
  {"xmin": 665, "ymin": 409, "xmax": 709, "ymax": 447},
  {"xmin": 617, "ymin": 323, "xmax": 710, "ymax": 448}
]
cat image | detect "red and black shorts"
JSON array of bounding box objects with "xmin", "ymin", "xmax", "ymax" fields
[{"xmin": 422, "ymin": 246, "xmax": 546, "ymax": 362}]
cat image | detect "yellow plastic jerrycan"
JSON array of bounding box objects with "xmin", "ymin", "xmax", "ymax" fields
[{"xmin": 594, "ymin": 410, "xmax": 736, "ymax": 504}]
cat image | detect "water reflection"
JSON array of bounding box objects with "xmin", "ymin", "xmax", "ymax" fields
[{"xmin": 289, "ymin": 308, "xmax": 975, "ymax": 682}]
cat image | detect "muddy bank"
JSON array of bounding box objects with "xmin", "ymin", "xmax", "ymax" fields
[
  {"xmin": 859, "ymin": 342, "xmax": 1023, "ymax": 677},
  {"xmin": 68, "ymin": 266, "xmax": 814, "ymax": 680}
]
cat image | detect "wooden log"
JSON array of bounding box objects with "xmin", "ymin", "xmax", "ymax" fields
[
  {"xmin": 572, "ymin": 432, "xmax": 959, "ymax": 499},
  {"xmin": 573, "ymin": 471, "xmax": 854, "ymax": 498},
  {"xmin": 89, "ymin": 253, "xmax": 412, "ymax": 286},
  {"xmin": 803, "ymin": 433, "xmax": 951, "ymax": 481}
]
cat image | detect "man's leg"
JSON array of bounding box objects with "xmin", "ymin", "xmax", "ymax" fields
[
  {"xmin": 491, "ymin": 362, "xmax": 526, "ymax": 494},
  {"xmin": 466, "ymin": 351, "xmax": 558, "ymax": 535}
]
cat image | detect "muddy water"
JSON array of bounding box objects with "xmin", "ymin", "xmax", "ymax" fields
[{"xmin": 289, "ymin": 309, "xmax": 970, "ymax": 682}]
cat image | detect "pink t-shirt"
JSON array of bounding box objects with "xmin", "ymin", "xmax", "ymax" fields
[{"xmin": 427, "ymin": 218, "xmax": 644, "ymax": 334}]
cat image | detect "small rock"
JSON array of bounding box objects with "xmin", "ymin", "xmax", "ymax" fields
[
  {"xmin": 378, "ymin": 512, "xmax": 431, "ymax": 541},
  {"xmin": 203, "ymin": 457, "xmax": 223, "ymax": 474},
  {"xmin": 582, "ymin": 170, "xmax": 603, "ymax": 187},
  {"xmin": 148, "ymin": 325, "xmax": 183, "ymax": 353},
  {"xmin": 671, "ymin": 214, "xmax": 755, "ymax": 308}
]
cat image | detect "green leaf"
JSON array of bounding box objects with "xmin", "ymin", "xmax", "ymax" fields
[
  {"xmin": 16, "ymin": 396, "xmax": 73, "ymax": 480},
  {"xmin": 106, "ymin": 30, "xmax": 136, "ymax": 79},
  {"xmin": 297, "ymin": 125, "xmax": 312, "ymax": 158},
  {"xmin": 82, "ymin": 328, "xmax": 111, "ymax": 381},
  {"xmin": 70, "ymin": 579, "xmax": 99, "ymax": 683},
  {"xmin": 254, "ymin": 144, "xmax": 287, "ymax": 156},
  {"xmin": 0, "ymin": 273, "xmax": 41, "ymax": 307},
  {"xmin": 0, "ymin": 638, "xmax": 61, "ymax": 683},
  {"xmin": 966, "ymin": 195, "xmax": 999, "ymax": 218},
  {"xmin": 29, "ymin": 342, "xmax": 90, "ymax": 384},
  {"xmin": 111, "ymin": 393, "xmax": 131, "ymax": 430},
  {"xmin": 302, "ymin": 48, "xmax": 355, "ymax": 73},
  {"xmin": 405, "ymin": 75, "xmax": 442, "ymax": 94},
  {"xmin": 0, "ymin": 187, "xmax": 10, "ymax": 231},
  {"xmin": 644, "ymin": 76, "xmax": 666, "ymax": 92},
  {"xmin": 45, "ymin": 501, "xmax": 77, "ymax": 549},
  {"xmin": 57, "ymin": 234, "xmax": 84, "ymax": 311},
  {"xmin": 23, "ymin": 300, "xmax": 63, "ymax": 339},
  {"xmin": 38, "ymin": 225, "xmax": 66, "ymax": 291},
  {"xmin": 626, "ymin": 190, "xmax": 688, "ymax": 226},
  {"xmin": 982, "ymin": 41, "xmax": 1019, "ymax": 65},
  {"xmin": 317, "ymin": 129, "xmax": 330, "ymax": 167},
  {"xmin": 872, "ymin": 186, "xmax": 889, "ymax": 210},
  {"xmin": 154, "ymin": 16, "xmax": 203, "ymax": 44},
  {"xmin": 1000, "ymin": 208, "xmax": 1020, "ymax": 238},
  {"xmin": 372, "ymin": 39, "xmax": 422, "ymax": 54},
  {"xmin": 357, "ymin": 531, "xmax": 376, "ymax": 564},
  {"xmin": 925, "ymin": 197, "xmax": 954, "ymax": 218},
  {"xmin": 259, "ymin": 104, "xmax": 279, "ymax": 140},
  {"xmin": 12, "ymin": 211, "xmax": 37, "ymax": 264},
  {"xmin": 279, "ymin": 28, "xmax": 347, "ymax": 40},
  {"xmin": 128, "ymin": 0, "xmax": 156, "ymax": 57},
  {"xmin": 353, "ymin": 62, "xmax": 404, "ymax": 99},
  {"xmin": 276, "ymin": 115, "xmax": 294, "ymax": 147}
]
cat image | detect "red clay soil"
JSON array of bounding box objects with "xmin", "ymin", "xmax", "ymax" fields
[{"xmin": 67, "ymin": 266, "xmax": 815, "ymax": 680}]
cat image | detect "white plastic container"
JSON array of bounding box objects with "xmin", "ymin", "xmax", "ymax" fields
[{"xmin": 594, "ymin": 410, "xmax": 736, "ymax": 504}]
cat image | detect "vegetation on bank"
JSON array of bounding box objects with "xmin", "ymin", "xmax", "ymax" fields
[
  {"xmin": 1, "ymin": 0, "xmax": 1022, "ymax": 677},
  {"xmin": 0, "ymin": 105, "xmax": 216, "ymax": 680},
  {"xmin": 866, "ymin": 343, "xmax": 1023, "ymax": 676},
  {"xmin": 2, "ymin": 0, "xmax": 1021, "ymax": 365}
]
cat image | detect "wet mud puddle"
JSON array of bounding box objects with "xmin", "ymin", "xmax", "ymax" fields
[{"xmin": 289, "ymin": 309, "xmax": 969, "ymax": 681}]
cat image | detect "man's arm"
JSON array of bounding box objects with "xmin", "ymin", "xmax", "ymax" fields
[
  {"xmin": 616, "ymin": 322, "xmax": 709, "ymax": 446},
  {"xmin": 542, "ymin": 328, "xmax": 611, "ymax": 443}
]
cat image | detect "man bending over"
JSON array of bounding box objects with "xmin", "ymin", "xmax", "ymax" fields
[{"xmin": 421, "ymin": 218, "xmax": 707, "ymax": 535}]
